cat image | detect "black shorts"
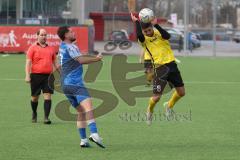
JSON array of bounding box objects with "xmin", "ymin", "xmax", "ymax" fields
[
  {"xmin": 144, "ymin": 60, "xmax": 153, "ymax": 71},
  {"xmin": 153, "ymin": 61, "xmax": 184, "ymax": 94},
  {"xmin": 30, "ymin": 73, "xmax": 54, "ymax": 96},
  {"xmin": 144, "ymin": 60, "xmax": 153, "ymax": 69}
]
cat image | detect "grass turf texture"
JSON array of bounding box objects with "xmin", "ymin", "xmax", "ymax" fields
[{"xmin": 0, "ymin": 54, "xmax": 240, "ymax": 160}]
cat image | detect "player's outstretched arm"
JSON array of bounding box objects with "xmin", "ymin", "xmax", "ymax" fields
[
  {"xmin": 130, "ymin": 13, "xmax": 145, "ymax": 42},
  {"xmin": 75, "ymin": 53, "xmax": 102, "ymax": 64},
  {"xmin": 136, "ymin": 21, "xmax": 145, "ymax": 42},
  {"xmin": 151, "ymin": 17, "xmax": 171, "ymax": 40}
]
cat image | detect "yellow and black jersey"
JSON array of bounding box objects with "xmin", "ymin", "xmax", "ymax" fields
[
  {"xmin": 140, "ymin": 29, "xmax": 175, "ymax": 65},
  {"xmin": 140, "ymin": 47, "xmax": 151, "ymax": 60}
]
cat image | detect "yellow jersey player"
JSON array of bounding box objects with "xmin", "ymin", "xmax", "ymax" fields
[
  {"xmin": 131, "ymin": 13, "xmax": 185, "ymax": 125},
  {"xmin": 139, "ymin": 48, "xmax": 154, "ymax": 86}
]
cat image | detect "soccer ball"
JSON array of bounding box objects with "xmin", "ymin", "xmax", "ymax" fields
[{"xmin": 139, "ymin": 8, "xmax": 154, "ymax": 23}]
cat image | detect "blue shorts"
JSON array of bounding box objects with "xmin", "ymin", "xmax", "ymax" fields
[{"xmin": 62, "ymin": 85, "xmax": 90, "ymax": 108}]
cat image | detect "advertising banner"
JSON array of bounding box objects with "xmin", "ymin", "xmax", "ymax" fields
[{"xmin": 0, "ymin": 26, "xmax": 89, "ymax": 54}]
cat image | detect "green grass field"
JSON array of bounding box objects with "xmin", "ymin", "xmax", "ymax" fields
[{"xmin": 0, "ymin": 54, "xmax": 240, "ymax": 160}]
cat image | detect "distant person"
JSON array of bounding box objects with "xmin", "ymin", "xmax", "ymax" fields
[
  {"xmin": 188, "ymin": 32, "xmax": 193, "ymax": 52},
  {"xmin": 178, "ymin": 35, "xmax": 183, "ymax": 52}
]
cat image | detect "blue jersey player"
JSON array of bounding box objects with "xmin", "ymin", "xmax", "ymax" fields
[{"xmin": 57, "ymin": 26, "xmax": 105, "ymax": 148}]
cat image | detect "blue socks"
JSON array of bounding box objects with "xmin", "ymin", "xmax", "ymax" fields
[
  {"xmin": 78, "ymin": 122, "xmax": 98, "ymax": 139},
  {"xmin": 78, "ymin": 128, "xmax": 86, "ymax": 139},
  {"xmin": 88, "ymin": 122, "xmax": 98, "ymax": 134}
]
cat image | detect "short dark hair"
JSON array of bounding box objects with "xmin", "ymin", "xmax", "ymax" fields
[
  {"xmin": 57, "ymin": 26, "xmax": 70, "ymax": 41},
  {"xmin": 140, "ymin": 22, "xmax": 152, "ymax": 29}
]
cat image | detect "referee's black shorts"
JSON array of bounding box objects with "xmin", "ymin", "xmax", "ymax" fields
[
  {"xmin": 30, "ymin": 73, "xmax": 54, "ymax": 96},
  {"xmin": 153, "ymin": 61, "xmax": 184, "ymax": 94}
]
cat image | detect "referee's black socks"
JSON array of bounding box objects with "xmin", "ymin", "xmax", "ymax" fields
[
  {"xmin": 44, "ymin": 100, "xmax": 52, "ymax": 119},
  {"xmin": 31, "ymin": 101, "xmax": 38, "ymax": 114}
]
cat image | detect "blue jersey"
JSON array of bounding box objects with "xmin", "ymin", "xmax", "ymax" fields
[
  {"xmin": 58, "ymin": 42, "xmax": 90, "ymax": 107},
  {"xmin": 59, "ymin": 42, "xmax": 84, "ymax": 86}
]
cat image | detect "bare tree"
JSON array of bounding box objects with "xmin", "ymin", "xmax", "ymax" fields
[{"xmin": 103, "ymin": 0, "xmax": 240, "ymax": 28}]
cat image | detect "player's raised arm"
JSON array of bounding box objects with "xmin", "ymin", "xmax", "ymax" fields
[
  {"xmin": 131, "ymin": 13, "xmax": 145, "ymax": 42},
  {"xmin": 151, "ymin": 17, "xmax": 171, "ymax": 40}
]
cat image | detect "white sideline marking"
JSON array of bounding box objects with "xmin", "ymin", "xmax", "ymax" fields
[
  {"xmin": 175, "ymin": 58, "xmax": 181, "ymax": 63},
  {"xmin": 1, "ymin": 54, "xmax": 10, "ymax": 58},
  {"xmin": 0, "ymin": 78, "xmax": 24, "ymax": 81}
]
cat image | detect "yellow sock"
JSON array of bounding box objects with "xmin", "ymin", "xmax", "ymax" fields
[
  {"xmin": 147, "ymin": 97, "xmax": 157, "ymax": 113},
  {"xmin": 168, "ymin": 91, "xmax": 181, "ymax": 108}
]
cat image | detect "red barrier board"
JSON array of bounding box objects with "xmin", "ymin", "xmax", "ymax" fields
[{"xmin": 0, "ymin": 26, "xmax": 89, "ymax": 53}]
